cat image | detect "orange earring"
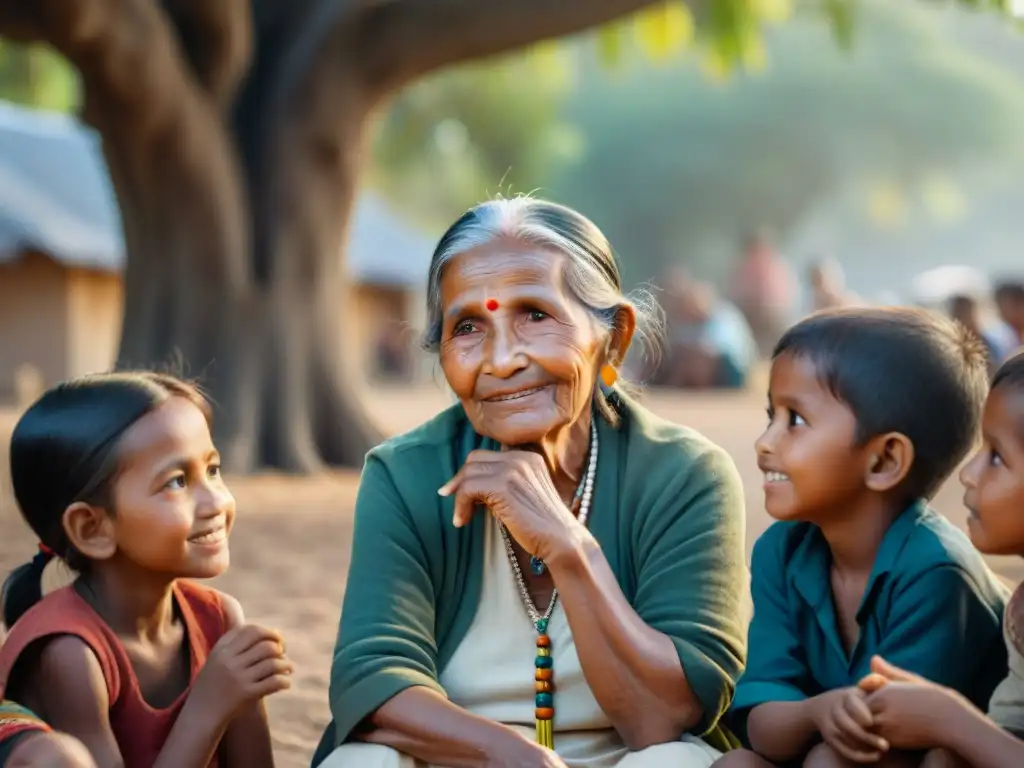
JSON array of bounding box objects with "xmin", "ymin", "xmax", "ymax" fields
[{"xmin": 600, "ymin": 364, "xmax": 618, "ymax": 387}]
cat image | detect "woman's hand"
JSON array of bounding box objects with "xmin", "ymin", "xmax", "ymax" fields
[
  {"xmin": 439, "ymin": 449, "xmax": 584, "ymax": 563},
  {"xmin": 481, "ymin": 730, "xmax": 570, "ymax": 768}
]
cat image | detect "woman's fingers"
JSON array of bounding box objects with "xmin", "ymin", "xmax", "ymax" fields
[
  {"xmin": 437, "ymin": 467, "xmax": 465, "ymax": 498},
  {"xmin": 452, "ymin": 487, "xmax": 480, "ymax": 528},
  {"xmin": 438, "ymin": 450, "xmax": 504, "ymax": 497}
]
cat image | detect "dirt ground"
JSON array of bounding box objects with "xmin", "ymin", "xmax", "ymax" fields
[{"xmin": 1, "ymin": 385, "xmax": 1019, "ymax": 767}]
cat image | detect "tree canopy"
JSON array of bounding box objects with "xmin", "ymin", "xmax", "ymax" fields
[{"xmin": 0, "ymin": 0, "xmax": 1018, "ymax": 472}]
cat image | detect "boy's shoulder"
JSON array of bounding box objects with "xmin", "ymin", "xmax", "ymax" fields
[
  {"xmin": 888, "ymin": 506, "xmax": 1000, "ymax": 587},
  {"xmin": 751, "ymin": 506, "xmax": 1004, "ymax": 593},
  {"xmin": 750, "ymin": 520, "xmax": 816, "ymax": 576}
]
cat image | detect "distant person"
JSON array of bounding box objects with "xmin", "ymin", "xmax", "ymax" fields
[
  {"xmin": 806, "ymin": 257, "xmax": 860, "ymax": 313},
  {"xmin": 995, "ymin": 279, "xmax": 1024, "ymax": 348},
  {"xmin": 728, "ymin": 231, "xmax": 798, "ymax": 357},
  {"xmin": 0, "ymin": 372, "xmax": 293, "ymax": 768},
  {"xmin": 714, "ymin": 308, "xmax": 1008, "ymax": 768},
  {"xmin": 314, "ymin": 198, "xmax": 747, "ymax": 767},
  {"xmin": 664, "ymin": 281, "xmax": 756, "ymax": 389},
  {"xmin": 374, "ymin": 325, "xmax": 411, "ymax": 381},
  {"xmin": 948, "ymin": 294, "xmax": 1016, "ymax": 372},
  {"xmin": 846, "ymin": 352, "xmax": 1024, "ymax": 767}
]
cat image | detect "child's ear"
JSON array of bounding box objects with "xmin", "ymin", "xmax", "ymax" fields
[
  {"xmin": 63, "ymin": 501, "xmax": 117, "ymax": 562},
  {"xmin": 864, "ymin": 432, "xmax": 914, "ymax": 492}
]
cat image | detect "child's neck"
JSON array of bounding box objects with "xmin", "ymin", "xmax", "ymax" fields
[
  {"xmin": 77, "ymin": 564, "xmax": 177, "ymax": 641},
  {"xmin": 818, "ymin": 495, "xmax": 905, "ymax": 576}
]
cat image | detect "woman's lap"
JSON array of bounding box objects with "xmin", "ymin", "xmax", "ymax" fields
[
  {"xmin": 318, "ymin": 742, "xmax": 419, "ymax": 768},
  {"xmin": 616, "ymin": 735, "xmax": 722, "ymax": 767},
  {"xmin": 319, "ymin": 733, "xmax": 721, "ymax": 768}
]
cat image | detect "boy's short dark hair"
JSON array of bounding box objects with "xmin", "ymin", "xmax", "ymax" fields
[
  {"xmin": 994, "ymin": 280, "xmax": 1024, "ymax": 303},
  {"xmin": 774, "ymin": 307, "xmax": 989, "ymax": 501},
  {"xmin": 993, "ymin": 349, "xmax": 1024, "ymax": 393}
]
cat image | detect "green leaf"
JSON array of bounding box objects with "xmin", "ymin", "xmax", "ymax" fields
[
  {"xmin": 752, "ymin": 0, "xmax": 796, "ymax": 23},
  {"xmin": 596, "ymin": 25, "xmax": 625, "ymax": 68},
  {"xmin": 0, "ymin": 42, "xmax": 79, "ymax": 112},
  {"xmin": 824, "ymin": 0, "xmax": 858, "ymax": 50},
  {"xmin": 633, "ymin": 3, "xmax": 696, "ymax": 62}
]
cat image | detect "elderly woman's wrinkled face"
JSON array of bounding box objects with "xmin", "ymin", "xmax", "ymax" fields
[{"xmin": 439, "ymin": 240, "xmax": 608, "ymax": 447}]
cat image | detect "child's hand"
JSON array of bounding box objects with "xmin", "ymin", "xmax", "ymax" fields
[
  {"xmin": 858, "ymin": 656, "xmax": 963, "ymax": 752},
  {"xmin": 812, "ymin": 686, "xmax": 890, "ymax": 763},
  {"xmin": 858, "ymin": 655, "xmax": 927, "ymax": 694},
  {"xmin": 193, "ymin": 624, "xmax": 294, "ymax": 719}
]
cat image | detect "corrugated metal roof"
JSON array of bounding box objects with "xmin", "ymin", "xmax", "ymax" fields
[
  {"xmin": 0, "ymin": 102, "xmax": 123, "ymax": 270},
  {"xmin": 0, "ymin": 101, "xmax": 436, "ymax": 287}
]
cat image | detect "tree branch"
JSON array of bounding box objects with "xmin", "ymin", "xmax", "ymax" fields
[
  {"xmin": 17, "ymin": 0, "xmax": 252, "ymax": 293},
  {"xmin": 353, "ymin": 0, "xmax": 689, "ymax": 93},
  {"xmin": 0, "ymin": 4, "xmax": 42, "ymax": 41},
  {"xmin": 161, "ymin": 0, "xmax": 253, "ymax": 110}
]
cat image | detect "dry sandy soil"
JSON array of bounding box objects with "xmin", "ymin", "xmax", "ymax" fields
[{"xmin": 0, "ymin": 385, "xmax": 1019, "ymax": 767}]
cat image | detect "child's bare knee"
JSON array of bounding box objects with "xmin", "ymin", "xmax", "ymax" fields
[
  {"xmin": 712, "ymin": 749, "xmax": 777, "ymax": 767},
  {"xmin": 920, "ymin": 748, "xmax": 966, "ymax": 768},
  {"xmin": 7, "ymin": 732, "xmax": 97, "ymax": 768},
  {"xmin": 803, "ymin": 742, "xmax": 847, "ymax": 768}
]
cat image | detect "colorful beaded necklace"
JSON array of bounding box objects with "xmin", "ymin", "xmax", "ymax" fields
[{"xmin": 498, "ymin": 419, "xmax": 599, "ymax": 750}]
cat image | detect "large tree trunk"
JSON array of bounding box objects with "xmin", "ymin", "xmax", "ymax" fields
[{"xmin": 0, "ymin": 0, "xmax": 665, "ymax": 473}]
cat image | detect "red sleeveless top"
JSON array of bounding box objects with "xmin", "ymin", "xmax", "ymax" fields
[{"xmin": 0, "ymin": 580, "xmax": 228, "ymax": 768}]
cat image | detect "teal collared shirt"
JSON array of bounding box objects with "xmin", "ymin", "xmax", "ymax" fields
[{"xmin": 732, "ymin": 503, "xmax": 1009, "ymax": 726}]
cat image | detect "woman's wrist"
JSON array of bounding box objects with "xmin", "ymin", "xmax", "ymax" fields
[
  {"xmin": 479, "ymin": 725, "xmax": 547, "ymax": 764},
  {"xmin": 542, "ymin": 523, "xmax": 599, "ymax": 575}
]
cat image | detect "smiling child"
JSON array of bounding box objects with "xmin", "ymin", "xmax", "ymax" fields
[
  {"xmin": 851, "ymin": 350, "xmax": 1024, "ymax": 767},
  {"xmin": 0, "ymin": 372, "xmax": 292, "ymax": 767},
  {"xmin": 715, "ymin": 308, "xmax": 1009, "ymax": 768}
]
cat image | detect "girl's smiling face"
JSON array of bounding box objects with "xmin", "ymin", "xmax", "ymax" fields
[
  {"xmin": 95, "ymin": 397, "xmax": 236, "ymax": 579},
  {"xmin": 961, "ymin": 384, "xmax": 1024, "ymax": 556}
]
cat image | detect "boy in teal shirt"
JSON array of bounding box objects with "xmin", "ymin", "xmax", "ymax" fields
[{"xmin": 716, "ymin": 308, "xmax": 1009, "ymax": 768}]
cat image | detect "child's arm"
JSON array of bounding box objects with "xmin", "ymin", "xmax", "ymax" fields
[
  {"xmin": 23, "ymin": 626, "xmax": 290, "ymax": 768},
  {"xmin": 939, "ymin": 703, "xmax": 1024, "ymax": 767},
  {"xmin": 746, "ymin": 688, "xmax": 886, "ymax": 764},
  {"xmin": 733, "ymin": 528, "xmax": 880, "ymax": 762},
  {"xmin": 215, "ymin": 592, "xmax": 277, "ymax": 768},
  {"xmin": 861, "ymin": 657, "xmax": 1024, "ymax": 768},
  {"xmin": 25, "ymin": 636, "xmax": 128, "ymax": 767},
  {"xmin": 732, "ymin": 529, "xmax": 814, "ymax": 761},
  {"xmin": 27, "ymin": 635, "xmax": 229, "ymax": 767}
]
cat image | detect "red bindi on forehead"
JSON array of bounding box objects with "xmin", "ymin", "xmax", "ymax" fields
[{"xmin": 485, "ymin": 298, "xmax": 499, "ymax": 311}]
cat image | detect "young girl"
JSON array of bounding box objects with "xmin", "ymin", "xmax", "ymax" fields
[
  {"xmin": 0, "ymin": 372, "xmax": 292, "ymax": 768},
  {"xmin": 854, "ymin": 349, "xmax": 1024, "ymax": 767}
]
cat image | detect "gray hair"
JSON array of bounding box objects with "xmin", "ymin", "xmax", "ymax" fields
[{"xmin": 423, "ymin": 198, "xmax": 665, "ymax": 381}]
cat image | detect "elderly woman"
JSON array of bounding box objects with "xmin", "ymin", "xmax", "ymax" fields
[{"xmin": 312, "ymin": 198, "xmax": 749, "ymax": 768}]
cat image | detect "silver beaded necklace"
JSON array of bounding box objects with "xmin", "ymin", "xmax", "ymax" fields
[{"xmin": 498, "ymin": 418, "xmax": 599, "ymax": 623}]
